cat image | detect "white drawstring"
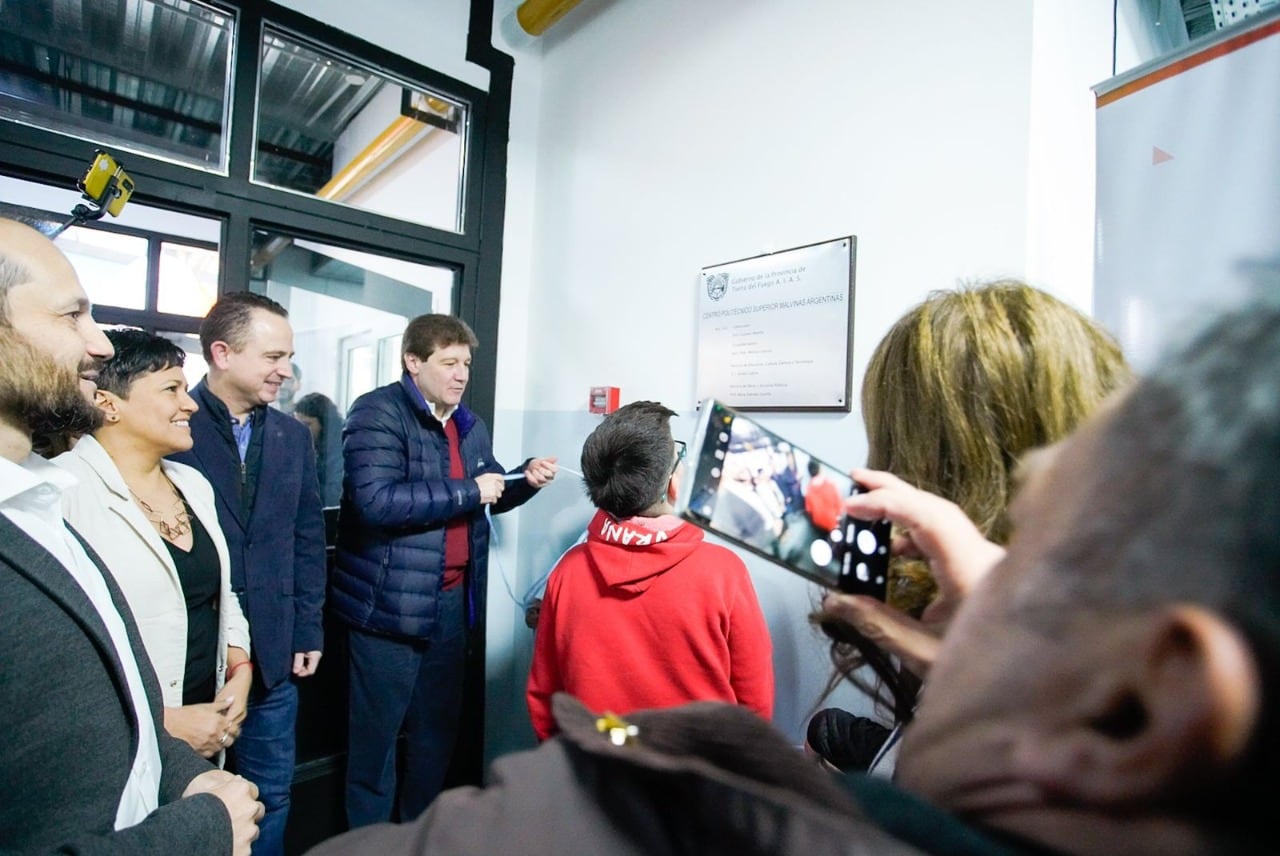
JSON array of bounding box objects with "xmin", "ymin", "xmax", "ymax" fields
[{"xmin": 486, "ymin": 462, "xmax": 583, "ymax": 609}]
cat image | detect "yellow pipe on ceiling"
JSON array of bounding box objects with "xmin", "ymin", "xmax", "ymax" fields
[
  {"xmin": 310, "ymin": 4, "xmax": 589, "ymax": 204},
  {"xmin": 254, "ymin": 114, "xmax": 424, "ymax": 270},
  {"xmin": 316, "ymin": 113, "xmax": 425, "ymax": 202},
  {"xmin": 516, "ymin": 0, "xmax": 586, "ymax": 37}
]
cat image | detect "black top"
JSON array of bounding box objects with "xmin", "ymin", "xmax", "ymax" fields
[{"xmin": 164, "ymin": 499, "xmax": 220, "ymax": 705}]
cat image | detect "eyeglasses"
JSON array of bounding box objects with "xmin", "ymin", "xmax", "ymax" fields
[{"xmin": 672, "ymin": 439, "xmax": 687, "ymax": 473}]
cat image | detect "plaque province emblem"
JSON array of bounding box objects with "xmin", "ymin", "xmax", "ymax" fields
[{"xmin": 705, "ymin": 272, "xmax": 729, "ymax": 301}]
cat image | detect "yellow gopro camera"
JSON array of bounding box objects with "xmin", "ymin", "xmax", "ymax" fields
[
  {"xmin": 51, "ymin": 150, "xmax": 137, "ymax": 238},
  {"xmin": 77, "ymin": 150, "xmax": 134, "ymax": 216},
  {"xmin": 106, "ymin": 173, "xmax": 134, "ymax": 216},
  {"xmin": 79, "ymin": 151, "xmax": 119, "ymax": 200}
]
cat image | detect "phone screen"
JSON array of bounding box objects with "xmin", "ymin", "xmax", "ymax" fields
[{"xmin": 677, "ymin": 399, "xmax": 889, "ymax": 598}]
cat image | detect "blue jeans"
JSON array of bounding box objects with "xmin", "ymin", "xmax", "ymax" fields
[
  {"xmin": 345, "ymin": 584, "xmax": 467, "ymax": 827},
  {"xmin": 229, "ymin": 677, "xmax": 298, "ymax": 856}
]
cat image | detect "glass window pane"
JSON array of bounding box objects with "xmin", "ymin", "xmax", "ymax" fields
[
  {"xmin": 344, "ymin": 342, "xmax": 376, "ymax": 410},
  {"xmin": 0, "ymin": 173, "xmax": 222, "ymax": 246},
  {"xmin": 0, "ymin": 0, "xmax": 234, "ymax": 173},
  {"xmin": 377, "ymin": 334, "xmax": 403, "ymax": 384},
  {"xmin": 158, "ymin": 241, "xmax": 219, "ymax": 316},
  {"xmin": 58, "ymin": 227, "xmax": 149, "ymax": 310},
  {"xmin": 252, "ymin": 230, "xmax": 455, "ymax": 417},
  {"xmin": 254, "ymin": 28, "xmax": 466, "ymax": 233},
  {"xmin": 5, "ymin": 175, "xmax": 222, "ymax": 320},
  {"xmin": 157, "ymin": 331, "xmax": 208, "ymax": 389}
]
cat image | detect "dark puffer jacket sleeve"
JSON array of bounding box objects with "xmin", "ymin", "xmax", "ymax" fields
[
  {"xmin": 331, "ymin": 380, "xmax": 543, "ymax": 638},
  {"xmin": 342, "ymin": 388, "xmax": 484, "ymax": 529}
]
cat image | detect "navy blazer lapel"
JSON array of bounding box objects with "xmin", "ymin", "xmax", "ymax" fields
[{"xmin": 0, "ymin": 516, "xmax": 142, "ymax": 747}]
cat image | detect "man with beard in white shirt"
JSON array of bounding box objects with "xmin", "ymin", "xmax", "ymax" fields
[{"xmin": 0, "ymin": 218, "xmax": 262, "ymax": 854}]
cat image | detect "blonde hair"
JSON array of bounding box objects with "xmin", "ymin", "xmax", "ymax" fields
[{"xmin": 863, "ymin": 280, "xmax": 1132, "ymax": 611}]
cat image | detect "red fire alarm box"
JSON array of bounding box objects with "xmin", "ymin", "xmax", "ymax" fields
[{"xmin": 589, "ymin": 386, "xmax": 620, "ymax": 414}]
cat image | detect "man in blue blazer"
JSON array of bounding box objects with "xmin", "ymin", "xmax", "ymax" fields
[
  {"xmin": 171, "ymin": 292, "xmax": 327, "ymax": 856},
  {"xmin": 0, "ymin": 218, "xmax": 262, "ymax": 854}
]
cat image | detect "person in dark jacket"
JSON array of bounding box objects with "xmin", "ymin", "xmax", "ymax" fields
[
  {"xmin": 293, "ymin": 392, "xmax": 344, "ymax": 507},
  {"xmin": 170, "ymin": 292, "xmax": 327, "ymax": 856},
  {"xmin": 333, "ymin": 314, "xmax": 557, "ymax": 827}
]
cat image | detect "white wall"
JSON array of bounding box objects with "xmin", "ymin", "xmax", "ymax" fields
[
  {"xmin": 1025, "ymin": 0, "xmax": 1117, "ymax": 312},
  {"xmin": 520, "ymin": 0, "xmax": 1036, "ymax": 412}
]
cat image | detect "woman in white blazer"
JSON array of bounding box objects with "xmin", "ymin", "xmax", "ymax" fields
[{"xmin": 56, "ymin": 329, "xmax": 252, "ymax": 759}]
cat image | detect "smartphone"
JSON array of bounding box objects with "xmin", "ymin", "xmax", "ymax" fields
[{"xmin": 676, "ymin": 399, "xmax": 891, "ymax": 598}]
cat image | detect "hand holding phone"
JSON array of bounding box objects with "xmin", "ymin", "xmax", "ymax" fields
[
  {"xmin": 676, "ymin": 399, "xmax": 891, "ymax": 598},
  {"xmin": 836, "ymin": 485, "xmax": 892, "ymax": 598},
  {"xmin": 816, "ymin": 468, "xmax": 1007, "ymax": 676},
  {"xmin": 842, "ymin": 468, "xmax": 1006, "ymax": 622}
]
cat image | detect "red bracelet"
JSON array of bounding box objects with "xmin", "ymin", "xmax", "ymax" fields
[{"xmin": 227, "ymin": 661, "xmax": 253, "ymax": 680}]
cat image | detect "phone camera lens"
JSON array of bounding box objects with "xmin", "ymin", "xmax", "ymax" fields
[{"xmin": 855, "ymin": 528, "xmax": 878, "ymax": 555}]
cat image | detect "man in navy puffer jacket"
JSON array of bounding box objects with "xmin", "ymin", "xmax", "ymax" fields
[{"xmin": 333, "ymin": 314, "xmax": 557, "ymax": 827}]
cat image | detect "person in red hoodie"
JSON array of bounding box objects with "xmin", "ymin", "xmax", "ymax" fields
[{"xmin": 526, "ymin": 401, "xmax": 774, "ymax": 740}]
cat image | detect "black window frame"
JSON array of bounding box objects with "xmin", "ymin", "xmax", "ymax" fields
[
  {"xmin": 49, "ymin": 216, "xmax": 220, "ymax": 336},
  {"xmin": 0, "ymin": 0, "xmax": 509, "ymax": 421}
]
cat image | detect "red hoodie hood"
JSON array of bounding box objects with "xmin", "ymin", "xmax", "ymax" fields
[{"xmin": 581, "ymin": 509, "xmax": 704, "ymax": 593}]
